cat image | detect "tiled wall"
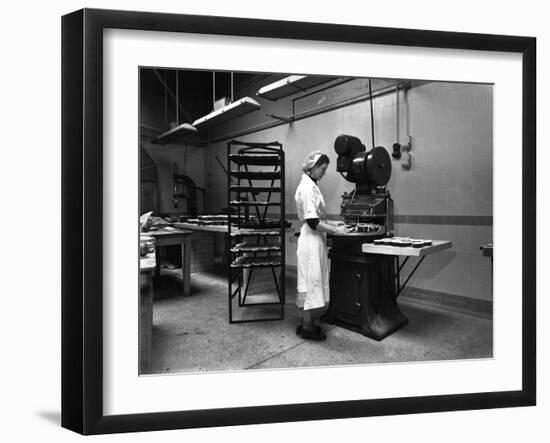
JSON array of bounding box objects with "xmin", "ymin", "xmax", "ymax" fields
[
  {"xmin": 395, "ymin": 223, "xmax": 492, "ymax": 301},
  {"xmin": 202, "ymin": 80, "xmax": 493, "ymax": 302},
  {"xmin": 390, "ymin": 82, "xmax": 493, "ymax": 216}
]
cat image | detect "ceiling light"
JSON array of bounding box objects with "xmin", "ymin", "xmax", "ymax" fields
[
  {"xmin": 257, "ymin": 75, "xmax": 333, "ymax": 101},
  {"xmin": 193, "ymin": 97, "xmax": 261, "ymax": 129},
  {"xmin": 152, "ymin": 123, "xmax": 197, "ymax": 145}
]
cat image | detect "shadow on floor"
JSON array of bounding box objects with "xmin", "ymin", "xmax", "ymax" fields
[{"xmin": 35, "ymin": 410, "xmax": 60, "ymax": 426}]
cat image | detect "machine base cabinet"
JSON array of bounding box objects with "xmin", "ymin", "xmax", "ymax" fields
[{"xmin": 323, "ymin": 251, "xmax": 408, "ymax": 341}]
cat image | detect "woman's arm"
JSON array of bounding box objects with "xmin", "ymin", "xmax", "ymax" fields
[
  {"xmin": 308, "ymin": 219, "xmax": 346, "ymax": 235},
  {"xmin": 316, "ymin": 220, "xmax": 339, "ymax": 234}
]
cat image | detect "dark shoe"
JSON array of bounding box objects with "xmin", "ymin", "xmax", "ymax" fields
[
  {"xmin": 301, "ymin": 327, "xmax": 327, "ymax": 341},
  {"xmin": 296, "ymin": 325, "xmax": 322, "ymax": 336}
]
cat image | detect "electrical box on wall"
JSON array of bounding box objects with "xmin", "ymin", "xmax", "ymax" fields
[
  {"xmin": 401, "ymin": 136, "xmax": 412, "ymax": 170},
  {"xmin": 392, "ymin": 136, "xmax": 413, "ymax": 170}
]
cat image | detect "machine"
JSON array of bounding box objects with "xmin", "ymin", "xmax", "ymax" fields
[
  {"xmin": 323, "ymin": 134, "xmax": 408, "ymax": 340},
  {"xmin": 331, "ymin": 134, "xmax": 394, "ymax": 252}
]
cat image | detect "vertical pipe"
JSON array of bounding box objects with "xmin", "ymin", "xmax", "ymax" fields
[
  {"xmin": 212, "ymin": 72, "xmax": 216, "ymax": 109},
  {"xmin": 227, "ymin": 141, "xmax": 232, "ymax": 323},
  {"xmin": 164, "ymin": 71, "xmax": 167, "ymax": 126},
  {"xmin": 231, "ymin": 72, "xmax": 234, "ymax": 103},
  {"xmin": 173, "ymin": 162, "xmax": 177, "ymax": 195},
  {"xmin": 405, "ymin": 87, "xmax": 410, "ymax": 138},
  {"xmin": 175, "ymin": 70, "xmax": 179, "ymax": 125},
  {"xmin": 369, "ymin": 79, "xmax": 375, "ymax": 148},
  {"xmin": 396, "ymin": 86, "xmax": 400, "ymax": 143},
  {"xmin": 280, "ymin": 144, "xmax": 285, "ymax": 308}
]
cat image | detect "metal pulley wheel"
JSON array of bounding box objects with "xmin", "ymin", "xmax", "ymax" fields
[
  {"xmin": 348, "ymin": 146, "xmax": 391, "ymax": 186},
  {"xmin": 366, "ymin": 146, "xmax": 391, "ymax": 186}
]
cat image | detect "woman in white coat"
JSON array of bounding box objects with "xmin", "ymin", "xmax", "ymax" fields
[{"xmin": 295, "ymin": 151, "xmax": 349, "ymax": 340}]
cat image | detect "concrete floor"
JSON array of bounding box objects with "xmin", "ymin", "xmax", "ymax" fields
[{"xmin": 149, "ymin": 268, "xmax": 493, "ymax": 374}]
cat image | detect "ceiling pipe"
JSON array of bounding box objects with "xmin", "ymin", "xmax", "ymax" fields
[
  {"xmin": 396, "ymin": 86, "xmax": 400, "ymax": 144},
  {"xmin": 369, "ymin": 78, "xmax": 375, "ymax": 149},
  {"xmin": 212, "ymin": 72, "xmax": 216, "ymax": 107},
  {"xmin": 210, "ymin": 83, "xmax": 405, "ymax": 144},
  {"xmin": 152, "ymin": 69, "xmax": 198, "ymax": 145},
  {"xmin": 152, "ymin": 69, "xmax": 192, "ymax": 124}
]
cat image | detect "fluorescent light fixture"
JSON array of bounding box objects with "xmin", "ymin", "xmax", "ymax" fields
[
  {"xmin": 152, "ymin": 122, "xmax": 197, "ymax": 145},
  {"xmin": 257, "ymin": 75, "xmax": 333, "ymax": 100},
  {"xmin": 192, "ymin": 97, "xmax": 261, "ymax": 129}
]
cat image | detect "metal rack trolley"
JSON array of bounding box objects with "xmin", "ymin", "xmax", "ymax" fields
[{"xmin": 227, "ymin": 140, "xmax": 285, "ymax": 323}]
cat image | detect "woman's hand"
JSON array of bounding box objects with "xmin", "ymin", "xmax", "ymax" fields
[
  {"xmin": 332, "ymin": 225, "xmax": 350, "ymax": 235},
  {"xmin": 317, "ymin": 220, "xmax": 350, "ymax": 235},
  {"xmin": 328, "ymin": 220, "xmax": 346, "ymax": 227}
]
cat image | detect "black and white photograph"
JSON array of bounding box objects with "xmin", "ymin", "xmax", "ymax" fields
[
  {"xmin": 3, "ymin": 0, "xmax": 546, "ymax": 441},
  {"xmin": 138, "ymin": 69, "xmax": 494, "ymax": 375}
]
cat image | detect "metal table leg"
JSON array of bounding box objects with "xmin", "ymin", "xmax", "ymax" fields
[{"xmin": 396, "ymin": 255, "xmax": 426, "ymax": 297}]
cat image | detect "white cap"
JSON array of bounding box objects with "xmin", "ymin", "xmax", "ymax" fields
[{"xmin": 301, "ymin": 150, "xmax": 324, "ymax": 173}]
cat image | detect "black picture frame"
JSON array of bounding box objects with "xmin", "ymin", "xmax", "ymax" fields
[{"xmin": 61, "ymin": 8, "xmax": 536, "ymax": 435}]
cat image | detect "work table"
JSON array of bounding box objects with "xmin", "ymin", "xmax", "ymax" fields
[
  {"xmin": 362, "ymin": 240, "xmax": 452, "ymax": 257},
  {"xmin": 172, "ymin": 222, "xmax": 230, "ymax": 233},
  {"xmin": 139, "ymin": 251, "xmax": 155, "ymax": 374},
  {"xmin": 140, "ymin": 252, "xmax": 156, "ymax": 271},
  {"xmin": 173, "ymin": 222, "xmax": 292, "ymax": 234}
]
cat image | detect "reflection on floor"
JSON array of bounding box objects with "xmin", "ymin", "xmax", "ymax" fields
[{"xmin": 148, "ymin": 268, "xmax": 492, "ymax": 374}]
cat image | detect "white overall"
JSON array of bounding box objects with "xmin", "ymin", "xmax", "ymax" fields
[{"xmin": 294, "ymin": 174, "xmax": 330, "ymax": 310}]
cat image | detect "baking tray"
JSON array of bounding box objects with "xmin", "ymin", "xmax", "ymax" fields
[
  {"xmin": 230, "ymin": 186, "xmax": 281, "ymax": 193},
  {"xmin": 230, "ymin": 171, "xmax": 281, "ymax": 180},
  {"xmin": 231, "ymin": 255, "xmax": 282, "ymax": 268},
  {"xmin": 229, "ymin": 200, "xmax": 281, "ymax": 206},
  {"xmin": 231, "ymin": 229, "xmax": 281, "ymax": 237},
  {"xmin": 239, "ymin": 219, "xmax": 284, "ymax": 229},
  {"xmin": 231, "ymin": 243, "xmax": 281, "ymax": 253},
  {"xmin": 229, "ymin": 154, "xmax": 281, "ymax": 165}
]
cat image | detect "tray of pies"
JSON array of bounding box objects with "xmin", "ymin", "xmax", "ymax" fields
[
  {"xmin": 231, "ymin": 242, "xmax": 281, "ymax": 253},
  {"xmin": 197, "ymin": 214, "xmax": 228, "ymax": 220},
  {"xmin": 411, "ymin": 239, "xmax": 432, "ymax": 247},
  {"xmin": 239, "ymin": 219, "xmax": 284, "ymax": 229},
  {"xmin": 230, "ymin": 170, "xmax": 281, "ymax": 180},
  {"xmin": 373, "ymin": 237, "xmax": 432, "ymax": 247},
  {"xmin": 229, "ymin": 154, "xmax": 281, "ymax": 166},
  {"xmin": 230, "ymin": 185, "xmax": 281, "ymax": 193},
  {"xmin": 230, "ymin": 255, "xmax": 282, "ymax": 268},
  {"xmin": 229, "ymin": 200, "xmax": 281, "ymax": 206},
  {"xmin": 231, "ymin": 228, "xmax": 281, "ymax": 237}
]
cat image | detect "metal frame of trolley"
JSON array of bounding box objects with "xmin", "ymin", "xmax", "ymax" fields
[{"xmin": 227, "ymin": 140, "xmax": 285, "ymax": 323}]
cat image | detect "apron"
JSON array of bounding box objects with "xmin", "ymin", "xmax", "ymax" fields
[{"xmin": 295, "ymin": 174, "xmax": 330, "ymax": 310}]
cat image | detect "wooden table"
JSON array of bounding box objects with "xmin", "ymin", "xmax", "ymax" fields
[
  {"xmin": 172, "ymin": 222, "xmax": 233, "ymax": 233},
  {"xmin": 147, "ymin": 228, "xmax": 193, "ymax": 297},
  {"xmin": 139, "ymin": 252, "xmax": 156, "ymax": 375}
]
